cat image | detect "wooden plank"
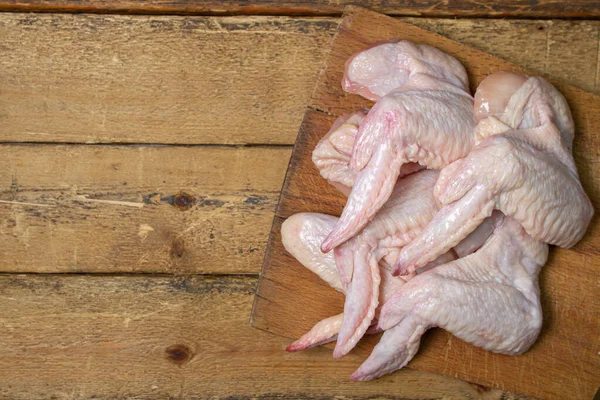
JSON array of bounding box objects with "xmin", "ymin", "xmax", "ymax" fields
[
  {"xmin": 0, "ymin": 274, "xmax": 529, "ymax": 399},
  {"xmin": 0, "ymin": 0, "xmax": 599, "ymax": 19},
  {"xmin": 1, "ymin": 14, "xmax": 600, "ymax": 145},
  {"xmin": 0, "ymin": 144, "xmax": 290, "ymax": 274},
  {"xmin": 404, "ymin": 18, "xmax": 600, "ymax": 94},
  {"xmin": 0, "ymin": 14, "xmax": 337, "ymax": 145},
  {"xmin": 254, "ymin": 7, "xmax": 600, "ymax": 399}
]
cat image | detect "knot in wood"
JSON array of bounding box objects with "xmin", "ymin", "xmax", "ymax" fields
[
  {"xmin": 173, "ymin": 192, "xmax": 195, "ymax": 210},
  {"xmin": 165, "ymin": 344, "xmax": 193, "ymax": 365},
  {"xmin": 170, "ymin": 237, "xmax": 185, "ymax": 258}
]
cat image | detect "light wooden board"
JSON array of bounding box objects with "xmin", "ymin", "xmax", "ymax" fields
[
  {"xmin": 0, "ymin": 274, "xmax": 527, "ymax": 400},
  {"xmin": 0, "ymin": 145, "xmax": 289, "ymax": 273},
  {"xmin": 253, "ymin": 7, "xmax": 600, "ymax": 399},
  {"xmin": 0, "ymin": 0, "xmax": 598, "ymax": 18},
  {"xmin": 0, "ymin": 9, "xmax": 598, "ymax": 399},
  {"xmin": 0, "ymin": 15, "xmax": 598, "ymax": 276},
  {"xmin": 1, "ymin": 14, "xmax": 600, "ymax": 145},
  {"xmin": 0, "ymin": 14, "xmax": 336, "ymax": 145}
]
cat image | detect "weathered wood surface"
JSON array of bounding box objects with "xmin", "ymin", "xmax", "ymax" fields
[
  {"xmin": 0, "ymin": 145, "xmax": 290, "ymax": 273},
  {"xmin": 0, "ymin": 6, "xmax": 598, "ymax": 400},
  {"xmin": 0, "ymin": 0, "xmax": 599, "ymax": 18},
  {"xmin": 0, "ymin": 14, "xmax": 336, "ymax": 145},
  {"xmin": 1, "ymin": 14, "xmax": 600, "ymax": 145},
  {"xmin": 253, "ymin": 7, "xmax": 600, "ymax": 399},
  {"xmin": 0, "ymin": 274, "xmax": 527, "ymax": 400},
  {"xmin": 1, "ymin": 14, "xmax": 598, "ymax": 275}
]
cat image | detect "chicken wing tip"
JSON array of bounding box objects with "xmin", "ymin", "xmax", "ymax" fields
[
  {"xmin": 285, "ymin": 343, "xmax": 301, "ymax": 353},
  {"xmin": 320, "ymin": 235, "xmax": 338, "ymax": 253},
  {"xmin": 332, "ymin": 347, "xmax": 345, "ymax": 359},
  {"xmin": 349, "ymin": 371, "xmax": 368, "ymax": 382}
]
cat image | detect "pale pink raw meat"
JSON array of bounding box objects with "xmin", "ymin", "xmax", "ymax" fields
[
  {"xmin": 281, "ymin": 213, "xmax": 344, "ymax": 293},
  {"xmin": 280, "ymin": 50, "xmax": 587, "ymax": 382},
  {"xmin": 280, "ymin": 212, "xmax": 405, "ymax": 352},
  {"xmin": 312, "ymin": 110, "xmax": 422, "ymax": 197},
  {"xmin": 321, "ymin": 42, "xmax": 476, "ymax": 253},
  {"xmin": 281, "ymin": 209, "xmax": 507, "ymax": 367},
  {"xmin": 352, "ymin": 216, "xmax": 548, "ymax": 381},
  {"xmin": 331, "ymin": 170, "xmax": 441, "ymax": 358},
  {"xmin": 393, "ymin": 72, "xmax": 593, "ymax": 276},
  {"xmin": 286, "ymin": 313, "xmax": 344, "ymax": 352},
  {"xmin": 352, "ymin": 77, "xmax": 574, "ymax": 377},
  {"xmin": 474, "ymin": 72, "xmax": 575, "ymax": 151},
  {"xmin": 333, "ymin": 170, "xmax": 440, "ymax": 284},
  {"xmin": 312, "ymin": 111, "xmax": 367, "ymax": 195},
  {"xmin": 342, "ymin": 41, "xmax": 469, "ymax": 101}
]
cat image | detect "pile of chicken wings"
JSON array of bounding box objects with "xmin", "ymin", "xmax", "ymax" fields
[{"xmin": 282, "ymin": 41, "xmax": 593, "ymax": 381}]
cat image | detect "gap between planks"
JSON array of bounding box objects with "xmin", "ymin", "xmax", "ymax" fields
[
  {"xmin": 0, "ymin": 272, "xmax": 260, "ymax": 278},
  {"xmin": 0, "ymin": 142, "xmax": 294, "ymax": 149},
  {"xmin": 0, "ymin": 2, "xmax": 600, "ymax": 20}
]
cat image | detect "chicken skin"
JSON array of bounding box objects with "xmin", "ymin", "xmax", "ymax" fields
[
  {"xmin": 312, "ymin": 111, "xmax": 367, "ymax": 196},
  {"xmin": 312, "ymin": 110, "xmax": 421, "ymax": 197},
  {"xmin": 353, "ymin": 216, "xmax": 547, "ymax": 381},
  {"xmin": 282, "ymin": 211, "xmax": 455, "ymax": 353},
  {"xmin": 279, "ymin": 39, "xmax": 592, "ymax": 382},
  {"xmin": 282, "ymin": 211, "xmax": 543, "ymax": 383},
  {"xmin": 331, "ymin": 170, "xmax": 441, "ymax": 358},
  {"xmin": 321, "ymin": 41, "xmax": 476, "ymax": 253},
  {"xmin": 393, "ymin": 72, "xmax": 593, "ymax": 276}
]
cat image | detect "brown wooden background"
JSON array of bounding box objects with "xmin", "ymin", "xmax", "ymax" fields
[{"xmin": 0, "ymin": 1, "xmax": 599, "ymax": 399}]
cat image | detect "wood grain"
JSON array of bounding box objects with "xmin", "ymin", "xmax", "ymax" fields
[
  {"xmin": 0, "ymin": 274, "xmax": 528, "ymax": 400},
  {"xmin": 254, "ymin": 7, "xmax": 600, "ymax": 399},
  {"xmin": 0, "ymin": 0, "xmax": 599, "ymax": 18},
  {"xmin": 0, "ymin": 145, "xmax": 290, "ymax": 273},
  {"xmin": 405, "ymin": 18, "xmax": 600, "ymax": 95},
  {"xmin": 0, "ymin": 8, "xmax": 597, "ymax": 400},
  {"xmin": 0, "ymin": 14, "xmax": 337, "ymax": 145},
  {"xmin": 1, "ymin": 14, "xmax": 600, "ymax": 145}
]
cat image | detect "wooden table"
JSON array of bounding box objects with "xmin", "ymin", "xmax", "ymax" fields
[{"xmin": 0, "ymin": 2, "xmax": 598, "ymax": 399}]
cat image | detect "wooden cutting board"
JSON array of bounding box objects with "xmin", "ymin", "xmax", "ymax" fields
[{"xmin": 251, "ymin": 6, "xmax": 600, "ymax": 399}]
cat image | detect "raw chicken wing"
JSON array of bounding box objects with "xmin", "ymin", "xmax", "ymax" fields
[
  {"xmin": 331, "ymin": 170, "xmax": 441, "ymax": 358},
  {"xmin": 352, "ymin": 216, "xmax": 548, "ymax": 381},
  {"xmin": 321, "ymin": 42, "xmax": 476, "ymax": 252},
  {"xmin": 312, "ymin": 110, "xmax": 421, "ymax": 196},
  {"xmin": 281, "ymin": 212, "xmax": 405, "ymax": 351},
  {"xmin": 394, "ymin": 72, "xmax": 593, "ymax": 276},
  {"xmin": 342, "ymin": 41, "xmax": 469, "ymax": 101}
]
